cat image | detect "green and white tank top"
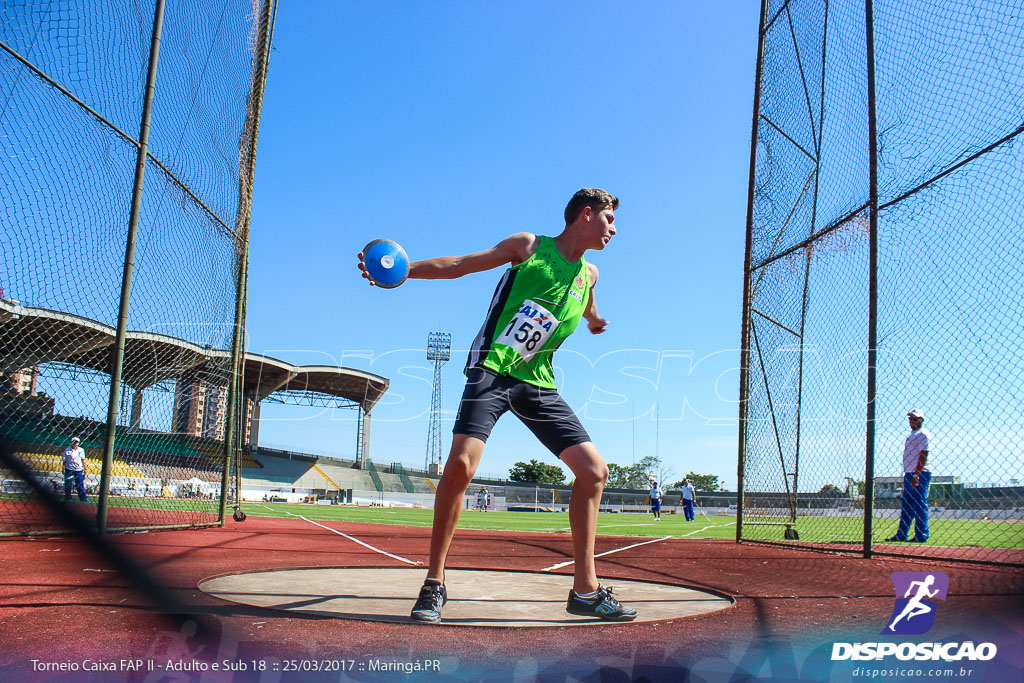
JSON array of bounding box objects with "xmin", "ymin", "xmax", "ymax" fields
[{"xmin": 466, "ymin": 236, "xmax": 590, "ymax": 389}]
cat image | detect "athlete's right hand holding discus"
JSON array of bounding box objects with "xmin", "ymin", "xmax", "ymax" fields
[{"xmin": 358, "ymin": 239, "xmax": 410, "ymax": 288}]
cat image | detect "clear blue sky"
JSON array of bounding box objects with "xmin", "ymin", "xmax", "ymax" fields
[{"xmin": 246, "ymin": 2, "xmax": 761, "ymax": 487}]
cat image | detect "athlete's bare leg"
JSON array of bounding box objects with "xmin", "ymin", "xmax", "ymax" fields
[
  {"xmin": 425, "ymin": 434, "xmax": 486, "ymax": 585},
  {"xmin": 559, "ymin": 442, "xmax": 609, "ymax": 594}
]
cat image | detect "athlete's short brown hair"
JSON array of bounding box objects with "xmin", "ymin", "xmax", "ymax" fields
[{"xmin": 564, "ymin": 188, "xmax": 619, "ymax": 226}]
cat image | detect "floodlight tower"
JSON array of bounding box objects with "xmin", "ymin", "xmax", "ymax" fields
[{"xmin": 425, "ymin": 331, "xmax": 451, "ymax": 473}]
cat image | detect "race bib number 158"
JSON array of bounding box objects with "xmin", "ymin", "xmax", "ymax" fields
[{"xmin": 496, "ymin": 300, "xmax": 560, "ymax": 363}]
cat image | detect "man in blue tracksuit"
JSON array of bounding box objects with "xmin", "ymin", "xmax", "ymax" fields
[
  {"xmin": 680, "ymin": 478, "xmax": 696, "ymax": 522},
  {"xmin": 649, "ymin": 482, "xmax": 663, "ymax": 521},
  {"xmin": 887, "ymin": 409, "xmax": 932, "ymax": 543},
  {"xmin": 62, "ymin": 436, "xmax": 89, "ymax": 502}
]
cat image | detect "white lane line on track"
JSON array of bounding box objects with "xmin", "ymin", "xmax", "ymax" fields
[
  {"xmin": 680, "ymin": 522, "xmax": 735, "ymax": 537},
  {"xmin": 531, "ymin": 523, "xmax": 669, "ymax": 532},
  {"xmin": 540, "ymin": 535, "xmax": 673, "ymax": 572},
  {"xmin": 278, "ymin": 509, "xmax": 423, "ymax": 566}
]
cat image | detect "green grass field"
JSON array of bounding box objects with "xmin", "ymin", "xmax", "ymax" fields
[
  {"xmin": 244, "ymin": 502, "xmax": 739, "ymax": 539},
  {"xmin": 238, "ymin": 503, "xmax": 1022, "ymax": 548},
  {"xmin": 4, "ymin": 494, "xmax": 1021, "ymax": 548},
  {"xmin": 742, "ymin": 515, "xmax": 1024, "ymax": 548}
]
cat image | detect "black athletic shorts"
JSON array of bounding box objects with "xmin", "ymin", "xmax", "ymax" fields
[{"xmin": 452, "ymin": 366, "xmax": 591, "ymax": 457}]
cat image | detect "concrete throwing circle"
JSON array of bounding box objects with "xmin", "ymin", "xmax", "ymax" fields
[{"xmin": 199, "ymin": 567, "xmax": 733, "ymax": 627}]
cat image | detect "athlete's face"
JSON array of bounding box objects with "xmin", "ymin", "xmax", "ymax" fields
[{"xmin": 586, "ymin": 207, "xmax": 616, "ymax": 249}]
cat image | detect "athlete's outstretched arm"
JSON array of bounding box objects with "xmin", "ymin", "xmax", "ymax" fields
[
  {"xmin": 582, "ymin": 262, "xmax": 608, "ymax": 334},
  {"xmin": 357, "ymin": 233, "xmax": 538, "ymax": 285},
  {"xmin": 408, "ymin": 232, "xmax": 537, "ymax": 280}
]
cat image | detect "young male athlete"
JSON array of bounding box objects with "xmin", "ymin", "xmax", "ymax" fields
[{"xmin": 358, "ymin": 188, "xmax": 637, "ymax": 624}]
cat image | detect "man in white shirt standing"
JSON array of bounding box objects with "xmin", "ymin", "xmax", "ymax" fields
[
  {"xmin": 648, "ymin": 481, "xmax": 663, "ymax": 521},
  {"xmin": 887, "ymin": 409, "xmax": 931, "ymax": 543},
  {"xmin": 63, "ymin": 436, "xmax": 90, "ymax": 503},
  {"xmin": 680, "ymin": 478, "xmax": 697, "ymax": 522}
]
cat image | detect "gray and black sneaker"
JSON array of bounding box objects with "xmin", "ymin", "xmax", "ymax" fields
[
  {"xmin": 410, "ymin": 582, "xmax": 448, "ymax": 623},
  {"xmin": 566, "ymin": 584, "xmax": 638, "ymax": 622}
]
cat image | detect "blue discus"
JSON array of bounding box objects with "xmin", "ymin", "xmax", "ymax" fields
[{"xmin": 362, "ymin": 239, "xmax": 409, "ymax": 288}]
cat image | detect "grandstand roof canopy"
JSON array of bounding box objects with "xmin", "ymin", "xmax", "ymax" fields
[{"xmin": 0, "ymin": 300, "xmax": 388, "ymax": 410}]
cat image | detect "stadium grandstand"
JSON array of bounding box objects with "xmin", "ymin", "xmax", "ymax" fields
[{"xmin": 0, "ymin": 301, "xmax": 389, "ymax": 531}]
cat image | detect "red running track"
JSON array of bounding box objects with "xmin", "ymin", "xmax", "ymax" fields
[{"xmin": 0, "ymin": 515, "xmax": 1020, "ymax": 681}]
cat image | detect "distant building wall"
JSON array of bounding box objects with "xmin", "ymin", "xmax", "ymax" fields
[{"xmin": 173, "ymin": 378, "xmax": 253, "ymax": 443}]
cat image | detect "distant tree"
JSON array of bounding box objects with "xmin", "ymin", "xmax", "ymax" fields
[
  {"xmin": 625, "ymin": 455, "xmax": 657, "ymax": 489},
  {"xmin": 607, "ymin": 463, "xmax": 632, "ymax": 489},
  {"xmin": 819, "ymin": 484, "xmax": 844, "ymax": 496},
  {"xmin": 656, "ymin": 462, "xmax": 677, "ymax": 490},
  {"xmin": 607, "ymin": 456, "xmax": 665, "ymax": 489},
  {"xmin": 672, "ymin": 472, "xmax": 721, "ymax": 492},
  {"xmin": 509, "ymin": 459, "xmax": 566, "ymax": 484}
]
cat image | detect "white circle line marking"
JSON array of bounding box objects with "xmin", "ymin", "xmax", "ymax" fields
[
  {"xmin": 540, "ymin": 535, "xmax": 673, "ymax": 572},
  {"xmin": 281, "ymin": 510, "xmax": 422, "ymax": 566}
]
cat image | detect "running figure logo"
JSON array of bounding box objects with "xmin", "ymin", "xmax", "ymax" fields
[{"xmin": 882, "ymin": 572, "xmax": 949, "ymax": 635}]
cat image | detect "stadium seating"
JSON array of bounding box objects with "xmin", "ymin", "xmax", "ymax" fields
[
  {"xmin": 313, "ymin": 460, "xmax": 379, "ymax": 492},
  {"xmin": 242, "ymin": 454, "xmax": 329, "ymax": 489}
]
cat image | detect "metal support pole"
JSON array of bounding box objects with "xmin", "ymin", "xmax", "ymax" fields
[
  {"xmin": 97, "ymin": 0, "xmax": 166, "ymax": 533},
  {"xmin": 221, "ymin": 0, "xmax": 275, "ymax": 524},
  {"xmin": 355, "ymin": 407, "xmax": 365, "ymax": 469},
  {"xmin": 736, "ymin": 0, "xmax": 770, "ymax": 543},
  {"xmin": 862, "ymin": 0, "xmax": 880, "ymax": 559},
  {"xmin": 234, "ymin": 393, "xmax": 249, "ymax": 509},
  {"xmin": 221, "ymin": 247, "xmax": 247, "ymax": 524},
  {"xmin": 793, "ymin": 0, "xmax": 831, "ymax": 527},
  {"xmin": 361, "ymin": 409, "xmax": 372, "ymax": 467},
  {"xmin": 424, "ymin": 331, "xmax": 451, "ymax": 472}
]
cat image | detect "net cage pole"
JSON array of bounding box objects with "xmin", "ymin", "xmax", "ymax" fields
[
  {"xmin": 97, "ymin": 0, "xmax": 167, "ymax": 534},
  {"xmin": 792, "ymin": 246, "xmax": 814, "ymax": 525},
  {"xmin": 736, "ymin": 0, "xmax": 771, "ymax": 543},
  {"xmin": 791, "ymin": 0, "xmax": 834, "ymax": 530},
  {"xmin": 221, "ymin": 252, "xmax": 246, "ymax": 525},
  {"xmin": 233, "ymin": 371, "xmax": 247, "ymax": 515},
  {"xmin": 862, "ymin": 0, "xmax": 881, "ymax": 559},
  {"xmin": 221, "ymin": 0, "xmax": 277, "ymax": 525}
]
